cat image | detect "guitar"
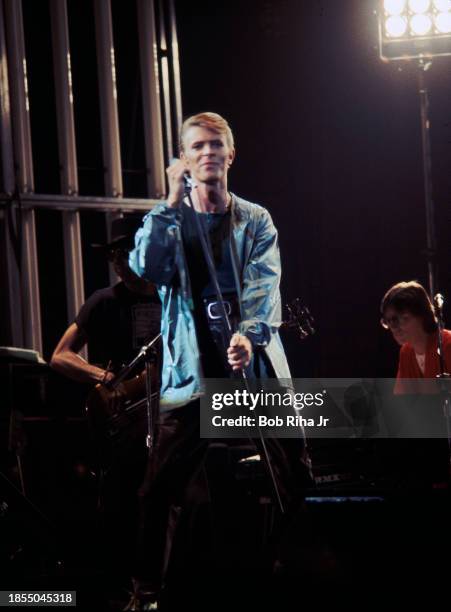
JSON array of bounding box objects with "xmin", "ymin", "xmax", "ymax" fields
[
  {"xmin": 281, "ymin": 298, "xmax": 315, "ymax": 340},
  {"xmin": 85, "ymin": 301, "xmax": 313, "ymax": 460},
  {"xmin": 86, "ymin": 366, "xmax": 159, "ymax": 463}
]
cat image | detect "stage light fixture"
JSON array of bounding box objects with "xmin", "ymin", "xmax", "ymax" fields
[
  {"xmin": 379, "ymin": 0, "xmax": 451, "ymax": 61},
  {"xmin": 410, "ymin": 13, "xmax": 433, "ymax": 34},
  {"xmin": 435, "ymin": 11, "xmax": 451, "ymax": 31},
  {"xmin": 433, "ymin": 0, "xmax": 451, "ymax": 11},
  {"xmin": 408, "ymin": 0, "xmax": 430, "ymax": 13},
  {"xmin": 386, "ymin": 15, "xmax": 408, "ymax": 35},
  {"xmin": 377, "ymin": 0, "xmax": 451, "ymax": 298},
  {"xmin": 384, "ymin": 0, "xmax": 406, "ymax": 15}
]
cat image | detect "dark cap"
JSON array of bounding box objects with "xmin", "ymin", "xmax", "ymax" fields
[{"xmin": 91, "ymin": 216, "xmax": 142, "ymax": 251}]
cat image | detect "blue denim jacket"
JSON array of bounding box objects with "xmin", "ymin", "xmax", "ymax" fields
[{"xmin": 129, "ymin": 194, "xmax": 292, "ymax": 410}]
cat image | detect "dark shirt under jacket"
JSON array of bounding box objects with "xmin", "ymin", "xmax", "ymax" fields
[{"xmin": 181, "ymin": 204, "xmax": 236, "ymax": 377}]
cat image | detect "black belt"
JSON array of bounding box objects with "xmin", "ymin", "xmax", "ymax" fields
[
  {"xmin": 202, "ymin": 293, "xmax": 240, "ymax": 323},
  {"xmin": 198, "ymin": 294, "xmax": 241, "ymax": 376}
]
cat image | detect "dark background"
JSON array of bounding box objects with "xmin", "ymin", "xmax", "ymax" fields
[
  {"xmin": 3, "ymin": 3, "xmax": 451, "ymax": 600},
  {"xmin": 174, "ymin": 0, "xmax": 451, "ymax": 379},
  {"xmin": 18, "ymin": 0, "xmax": 451, "ymax": 376}
]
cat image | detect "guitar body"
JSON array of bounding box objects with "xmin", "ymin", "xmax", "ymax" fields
[
  {"xmin": 281, "ymin": 298, "xmax": 315, "ymax": 340},
  {"xmin": 86, "ymin": 368, "xmax": 159, "ymax": 467}
]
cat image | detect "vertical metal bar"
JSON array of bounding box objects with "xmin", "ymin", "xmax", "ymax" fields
[
  {"xmin": 4, "ymin": 0, "xmax": 42, "ymax": 353},
  {"xmin": 49, "ymin": 0, "xmax": 86, "ymax": 350},
  {"xmin": 156, "ymin": 1, "xmax": 175, "ymax": 163},
  {"xmin": 160, "ymin": 53, "xmax": 174, "ymax": 162},
  {"xmin": 93, "ymin": 0, "xmax": 122, "ymax": 285},
  {"xmin": 167, "ymin": 0, "xmax": 182, "ymax": 137},
  {"xmin": 21, "ymin": 208, "xmax": 42, "ymax": 352},
  {"xmin": 418, "ymin": 64, "xmax": 436, "ymax": 299},
  {"xmin": 3, "ymin": 0, "xmax": 33, "ymax": 193},
  {"xmin": 0, "ymin": 0, "xmax": 23, "ymax": 346},
  {"xmin": 137, "ymin": 0, "xmax": 165, "ymax": 197},
  {"xmin": 60, "ymin": 213, "xmax": 85, "ymax": 317},
  {"xmin": 93, "ymin": 0, "xmax": 123, "ymax": 198},
  {"xmin": 0, "ymin": 1, "xmax": 14, "ymax": 194},
  {"xmin": 49, "ymin": 0, "xmax": 78, "ymax": 196}
]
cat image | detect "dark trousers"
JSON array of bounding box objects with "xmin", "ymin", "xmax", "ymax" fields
[
  {"xmin": 133, "ymin": 399, "xmax": 313, "ymax": 589},
  {"xmin": 134, "ymin": 400, "xmax": 209, "ymax": 589}
]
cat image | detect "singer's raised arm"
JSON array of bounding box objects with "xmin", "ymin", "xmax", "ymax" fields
[{"xmin": 129, "ymin": 204, "xmax": 182, "ymax": 286}]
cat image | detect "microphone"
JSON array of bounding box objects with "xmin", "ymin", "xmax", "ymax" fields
[
  {"xmin": 170, "ymin": 158, "xmax": 194, "ymax": 193},
  {"xmin": 434, "ymin": 293, "xmax": 444, "ymax": 310},
  {"xmin": 183, "ymin": 172, "xmax": 194, "ymax": 193}
]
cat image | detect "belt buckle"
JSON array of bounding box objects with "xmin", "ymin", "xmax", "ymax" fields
[{"xmin": 207, "ymin": 300, "xmax": 231, "ymax": 320}]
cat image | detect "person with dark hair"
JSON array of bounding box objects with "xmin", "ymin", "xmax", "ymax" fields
[
  {"xmin": 380, "ymin": 280, "xmax": 451, "ymax": 393},
  {"xmin": 51, "ymin": 216, "xmax": 161, "ymax": 384},
  {"xmin": 50, "ymin": 216, "xmax": 162, "ymax": 600}
]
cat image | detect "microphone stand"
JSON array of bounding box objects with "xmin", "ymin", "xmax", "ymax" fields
[
  {"xmin": 108, "ymin": 333, "xmax": 162, "ymax": 454},
  {"xmin": 434, "ymin": 294, "xmax": 451, "ymax": 478},
  {"xmin": 183, "ymin": 178, "xmax": 285, "ymax": 514}
]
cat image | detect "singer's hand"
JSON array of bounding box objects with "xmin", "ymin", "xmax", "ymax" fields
[
  {"xmin": 166, "ymin": 158, "xmax": 189, "ymax": 208},
  {"xmin": 227, "ymin": 333, "xmax": 252, "ymax": 371}
]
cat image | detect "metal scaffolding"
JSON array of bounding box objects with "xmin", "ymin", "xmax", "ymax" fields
[{"xmin": 0, "ymin": 0, "xmax": 182, "ymax": 356}]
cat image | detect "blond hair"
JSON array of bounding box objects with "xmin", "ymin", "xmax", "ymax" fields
[{"xmin": 179, "ymin": 112, "xmax": 234, "ymax": 152}]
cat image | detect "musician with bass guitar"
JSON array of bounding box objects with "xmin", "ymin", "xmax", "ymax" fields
[{"xmin": 50, "ymin": 216, "xmax": 161, "ymax": 595}]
